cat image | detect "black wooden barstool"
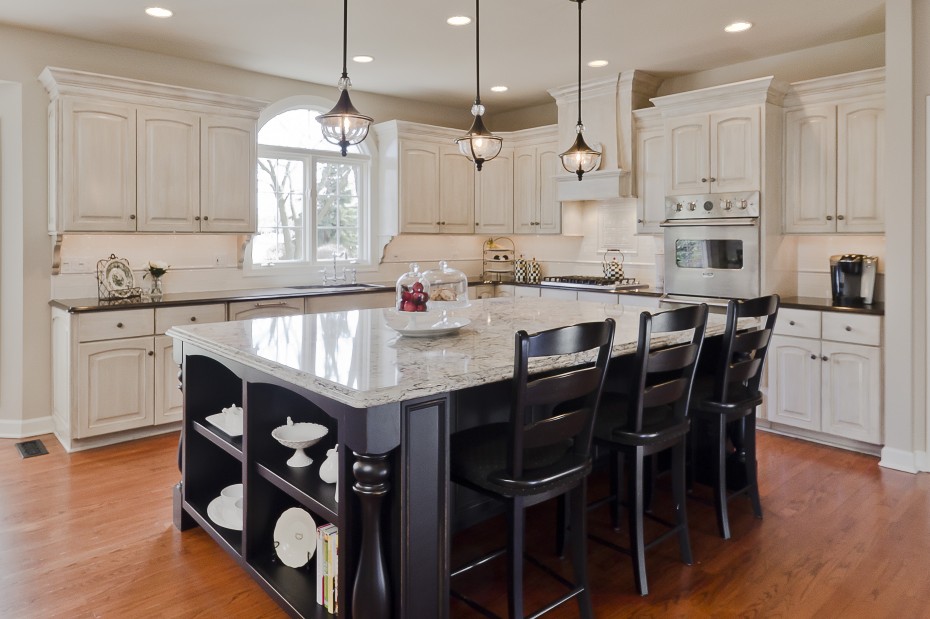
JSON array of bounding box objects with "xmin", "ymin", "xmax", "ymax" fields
[
  {"xmin": 589, "ymin": 304, "xmax": 708, "ymax": 596},
  {"xmin": 689, "ymin": 294, "xmax": 779, "ymax": 540},
  {"xmin": 450, "ymin": 319, "xmax": 616, "ymax": 619}
]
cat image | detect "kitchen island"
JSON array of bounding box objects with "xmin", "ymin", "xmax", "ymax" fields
[{"xmin": 168, "ymin": 297, "xmax": 726, "ymax": 618}]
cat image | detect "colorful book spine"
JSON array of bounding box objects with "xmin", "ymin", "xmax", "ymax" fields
[{"xmin": 317, "ymin": 523, "xmax": 339, "ymax": 613}]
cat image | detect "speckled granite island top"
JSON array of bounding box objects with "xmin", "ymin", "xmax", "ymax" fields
[{"xmin": 168, "ymin": 297, "xmax": 727, "ymax": 409}]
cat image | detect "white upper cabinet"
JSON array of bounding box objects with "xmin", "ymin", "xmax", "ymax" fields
[
  {"xmin": 41, "ymin": 67, "xmax": 265, "ymax": 236},
  {"xmin": 438, "ymin": 144, "xmax": 475, "ymax": 233},
  {"xmin": 782, "ymin": 68, "xmax": 884, "ymax": 234},
  {"xmin": 475, "ymin": 147, "xmax": 514, "ymax": 235},
  {"xmin": 665, "ymin": 106, "xmax": 760, "ymax": 195},
  {"xmin": 513, "ymin": 128, "xmax": 560, "ymax": 235},
  {"xmin": 633, "ymin": 109, "xmax": 665, "ymax": 233},
  {"xmin": 398, "ymin": 140, "xmax": 441, "ymax": 232}
]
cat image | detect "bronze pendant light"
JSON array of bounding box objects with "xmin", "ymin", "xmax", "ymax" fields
[
  {"xmin": 454, "ymin": 0, "xmax": 503, "ymax": 171},
  {"xmin": 559, "ymin": 0, "xmax": 601, "ymax": 180},
  {"xmin": 316, "ymin": 0, "xmax": 373, "ymax": 156}
]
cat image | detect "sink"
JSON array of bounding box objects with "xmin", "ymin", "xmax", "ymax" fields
[{"xmin": 287, "ymin": 284, "xmax": 387, "ymax": 292}]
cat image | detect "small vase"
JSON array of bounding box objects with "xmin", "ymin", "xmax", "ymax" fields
[{"xmin": 149, "ymin": 276, "xmax": 163, "ymax": 300}]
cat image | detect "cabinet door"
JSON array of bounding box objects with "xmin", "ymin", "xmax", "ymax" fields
[
  {"xmin": 399, "ymin": 141, "xmax": 441, "ymax": 233},
  {"xmin": 821, "ymin": 341, "xmax": 881, "ymax": 443},
  {"xmin": 837, "ymin": 98, "xmax": 884, "ymax": 233},
  {"xmin": 228, "ymin": 298, "xmax": 306, "ymax": 320},
  {"xmin": 307, "ymin": 291, "xmax": 395, "ymax": 313},
  {"xmin": 783, "ymin": 106, "xmax": 837, "ymax": 233},
  {"xmin": 154, "ymin": 334, "xmax": 183, "ymax": 425},
  {"xmin": 77, "ymin": 337, "xmax": 154, "ymax": 437},
  {"xmin": 768, "ymin": 335, "xmax": 821, "ymax": 431},
  {"xmin": 438, "ymin": 144, "xmax": 475, "ymax": 233},
  {"xmin": 201, "ymin": 115, "xmax": 256, "ymax": 232},
  {"xmin": 636, "ymin": 128, "xmax": 666, "ymax": 233},
  {"xmin": 137, "ymin": 106, "xmax": 200, "ymax": 232},
  {"xmin": 710, "ymin": 106, "xmax": 760, "ymax": 193},
  {"xmin": 536, "ymin": 145, "xmax": 561, "ymax": 234},
  {"xmin": 475, "ymin": 148, "xmax": 513, "ymax": 234},
  {"xmin": 512, "ymin": 145, "xmax": 538, "ymax": 233},
  {"xmin": 61, "ymin": 97, "xmax": 137, "ymax": 231},
  {"xmin": 665, "ymin": 114, "xmax": 709, "ymax": 195}
]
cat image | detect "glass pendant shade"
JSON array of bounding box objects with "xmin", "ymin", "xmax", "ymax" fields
[
  {"xmin": 316, "ymin": 0, "xmax": 372, "ymax": 156},
  {"xmin": 560, "ymin": 0, "xmax": 601, "ymax": 180},
  {"xmin": 455, "ymin": 0, "xmax": 502, "ymax": 171}
]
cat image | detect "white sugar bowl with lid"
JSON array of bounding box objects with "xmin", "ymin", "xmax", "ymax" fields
[{"xmin": 423, "ymin": 260, "xmax": 469, "ymax": 309}]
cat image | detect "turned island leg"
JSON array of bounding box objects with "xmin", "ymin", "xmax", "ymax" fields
[{"xmin": 353, "ymin": 452, "xmax": 391, "ymax": 619}]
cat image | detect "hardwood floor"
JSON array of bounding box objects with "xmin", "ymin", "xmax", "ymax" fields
[{"xmin": 2, "ymin": 430, "xmax": 929, "ymax": 618}]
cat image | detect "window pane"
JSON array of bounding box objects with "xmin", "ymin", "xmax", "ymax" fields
[
  {"xmin": 258, "ymin": 108, "xmax": 359, "ymax": 153},
  {"xmin": 316, "ymin": 160, "xmax": 361, "ymax": 262},
  {"xmin": 255, "ymin": 156, "xmax": 306, "ymax": 264}
]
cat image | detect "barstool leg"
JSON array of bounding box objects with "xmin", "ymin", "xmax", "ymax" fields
[
  {"xmin": 744, "ymin": 410, "xmax": 763, "ymax": 519},
  {"xmin": 610, "ymin": 449, "xmax": 623, "ymax": 531},
  {"xmin": 671, "ymin": 441, "xmax": 693, "ymax": 565},
  {"xmin": 628, "ymin": 447, "xmax": 648, "ymax": 595},
  {"xmin": 713, "ymin": 415, "xmax": 731, "ymax": 540},
  {"xmin": 569, "ymin": 484, "xmax": 594, "ymax": 619},
  {"xmin": 508, "ymin": 498, "xmax": 526, "ymax": 619},
  {"xmin": 556, "ymin": 494, "xmax": 567, "ymax": 558}
]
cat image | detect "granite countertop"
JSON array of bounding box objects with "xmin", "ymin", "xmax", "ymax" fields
[
  {"xmin": 167, "ymin": 297, "xmax": 728, "ymax": 409},
  {"xmin": 779, "ymin": 296, "xmax": 885, "ymax": 316}
]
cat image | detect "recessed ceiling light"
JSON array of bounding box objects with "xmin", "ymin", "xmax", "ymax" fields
[
  {"xmin": 490, "ymin": 86, "xmax": 508, "ymax": 93},
  {"xmin": 145, "ymin": 7, "xmax": 173, "ymax": 18},
  {"xmin": 587, "ymin": 60, "xmax": 609, "ymax": 68},
  {"xmin": 447, "ymin": 15, "xmax": 472, "ymax": 26},
  {"xmin": 724, "ymin": 21, "xmax": 752, "ymax": 33},
  {"xmin": 353, "ymin": 55, "xmax": 374, "ymax": 63}
]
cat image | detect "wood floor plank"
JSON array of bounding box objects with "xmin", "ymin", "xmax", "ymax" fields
[{"xmin": 2, "ymin": 430, "xmax": 930, "ymax": 618}]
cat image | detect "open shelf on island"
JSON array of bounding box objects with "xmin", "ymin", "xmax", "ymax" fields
[
  {"xmin": 256, "ymin": 461, "xmax": 338, "ymax": 522},
  {"xmin": 251, "ymin": 556, "xmax": 335, "ymax": 619},
  {"xmin": 193, "ymin": 420, "xmax": 243, "ymax": 458}
]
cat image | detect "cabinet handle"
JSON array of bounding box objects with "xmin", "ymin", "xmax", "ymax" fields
[
  {"xmin": 789, "ymin": 320, "xmax": 796, "ymax": 326},
  {"xmin": 845, "ymin": 325, "xmax": 852, "ymax": 331},
  {"xmin": 255, "ymin": 301, "xmax": 288, "ymax": 308},
  {"xmin": 826, "ymin": 215, "xmax": 834, "ymax": 221},
  {"xmin": 195, "ymin": 216, "xmax": 201, "ymax": 221},
  {"xmin": 148, "ymin": 350, "xmax": 155, "ymax": 357},
  {"xmin": 822, "ymin": 355, "xmax": 828, "ymax": 361},
  {"xmin": 837, "ymin": 215, "xmax": 845, "ymax": 221},
  {"xmin": 129, "ymin": 214, "xmax": 136, "ymax": 220},
  {"xmin": 116, "ymin": 322, "xmax": 124, "ymax": 328}
]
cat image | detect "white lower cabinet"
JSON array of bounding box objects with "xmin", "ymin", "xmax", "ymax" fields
[
  {"xmin": 768, "ymin": 308, "xmax": 882, "ymax": 445},
  {"xmin": 52, "ymin": 303, "xmax": 226, "ymax": 450},
  {"xmin": 307, "ymin": 291, "xmax": 395, "ymax": 312},
  {"xmin": 228, "ymin": 298, "xmax": 305, "ymax": 320}
]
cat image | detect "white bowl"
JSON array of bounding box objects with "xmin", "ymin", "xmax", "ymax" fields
[{"xmin": 271, "ymin": 417, "xmax": 329, "ymax": 467}]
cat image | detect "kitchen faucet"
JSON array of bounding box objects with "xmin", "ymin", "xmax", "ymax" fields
[{"xmin": 320, "ymin": 248, "xmax": 357, "ymax": 285}]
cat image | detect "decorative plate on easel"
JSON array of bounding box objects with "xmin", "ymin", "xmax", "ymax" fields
[{"xmin": 96, "ymin": 254, "xmax": 143, "ymax": 300}]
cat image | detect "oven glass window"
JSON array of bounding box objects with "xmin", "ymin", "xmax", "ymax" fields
[{"xmin": 675, "ymin": 239, "xmax": 744, "ymax": 269}]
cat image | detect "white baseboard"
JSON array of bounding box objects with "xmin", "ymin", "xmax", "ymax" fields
[
  {"xmin": 879, "ymin": 446, "xmax": 920, "ymax": 473},
  {"xmin": 0, "ymin": 415, "xmax": 55, "ymax": 440}
]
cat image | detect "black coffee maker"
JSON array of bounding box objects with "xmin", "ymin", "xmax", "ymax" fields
[{"xmin": 830, "ymin": 254, "xmax": 877, "ymax": 306}]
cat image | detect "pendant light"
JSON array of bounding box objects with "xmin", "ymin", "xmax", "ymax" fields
[
  {"xmin": 454, "ymin": 0, "xmax": 502, "ymax": 171},
  {"xmin": 559, "ymin": 0, "xmax": 601, "ymax": 180},
  {"xmin": 316, "ymin": 0, "xmax": 373, "ymax": 156}
]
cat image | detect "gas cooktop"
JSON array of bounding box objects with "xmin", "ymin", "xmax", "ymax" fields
[{"xmin": 540, "ymin": 275, "xmax": 648, "ymax": 291}]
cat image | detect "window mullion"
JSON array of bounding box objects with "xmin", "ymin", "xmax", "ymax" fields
[{"xmin": 307, "ymin": 154, "xmax": 317, "ymax": 264}]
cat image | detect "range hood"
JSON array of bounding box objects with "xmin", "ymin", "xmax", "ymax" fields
[{"xmin": 548, "ymin": 70, "xmax": 661, "ymax": 202}]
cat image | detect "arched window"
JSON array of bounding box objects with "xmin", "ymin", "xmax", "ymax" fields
[{"xmin": 251, "ymin": 106, "xmax": 371, "ymax": 270}]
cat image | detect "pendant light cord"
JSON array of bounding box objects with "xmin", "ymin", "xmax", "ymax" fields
[
  {"xmin": 475, "ymin": 0, "xmax": 481, "ymax": 106},
  {"xmin": 576, "ymin": 0, "xmax": 583, "ymax": 127},
  {"xmin": 341, "ymin": 0, "xmax": 349, "ymax": 79}
]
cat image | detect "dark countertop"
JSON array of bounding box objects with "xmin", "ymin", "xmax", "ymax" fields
[
  {"xmin": 779, "ymin": 296, "xmax": 885, "ymax": 316},
  {"xmin": 49, "ymin": 284, "xmax": 393, "ymax": 313}
]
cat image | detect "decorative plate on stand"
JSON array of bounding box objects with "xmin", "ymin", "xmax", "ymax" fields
[{"xmin": 96, "ymin": 254, "xmax": 143, "ymax": 300}]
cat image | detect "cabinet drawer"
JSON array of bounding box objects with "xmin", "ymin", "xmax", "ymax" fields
[
  {"xmin": 775, "ymin": 308, "xmax": 821, "ymax": 338},
  {"xmin": 822, "ymin": 312, "xmax": 881, "ymax": 346},
  {"xmin": 78, "ymin": 309, "xmax": 154, "ymax": 342},
  {"xmin": 156, "ymin": 304, "xmax": 226, "ymax": 334}
]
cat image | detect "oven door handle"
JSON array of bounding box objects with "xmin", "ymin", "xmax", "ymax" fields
[
  {"xmin": 660, "ymin": 295, "xmax": 732, "ymax": 308},
  {"xmin": 660, "ymin": 218, "xmax": 758, "ymax": 227}
]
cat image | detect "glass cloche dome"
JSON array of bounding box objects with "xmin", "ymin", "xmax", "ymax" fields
[
  {"xmin": 422, "ymin": 260, "xmax": 469, "ymax": 309},
  {"xmin": 395, "ymin": 263, "xmax": 430, "ymax": 312}
]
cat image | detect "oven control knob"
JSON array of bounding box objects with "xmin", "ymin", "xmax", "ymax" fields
[
  {"xmin": 739, "ymin": 199, "xmax": 749, "ymax": 210},
  {"xmin": 703, "ymin": 200, "xmax": 714, "ymax": 212},
  {"xmin": 675, "ymin": 202, "xmax": 683, "ymax": 212},
  {"xmin": 688, "ymin": 201, "xmax": 697, "ymax": 212},
  {"xmin": 722, "ymin": 200, "xmax": 733, "ymax": 211}
]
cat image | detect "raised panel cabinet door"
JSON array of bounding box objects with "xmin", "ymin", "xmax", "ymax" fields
[
  {"xmin": 783, "ymin": 106, "xmax": 837, "ymax": 233},
  {"xmin": 475, "ymin": 147, "xmax": 513, "ymax": 234},
  {"xmin": 837, "ymin": 98, "xmax": 885, "ymax": 233},
  {"xmin": 228, "ymin": 298, "xmax": 305, "ymax": 320},
  {"xmin": 665, "ymin": 114, "xmax": 709, "ymax": 195},
  {"xmin": 154, "ymin": 334, "xmax": 183, "ymax": 425},
  {"xmin": 821, "ymin": 341, "xmax": 882, "ymax": 443},
  {"xmin": 710, "ymin": 106, "xmax": 760, "ymax": 193},
  {"xmin": 636, "ymin": 128, "xmax": 666, "ymax": 233},
  {"xmin": 536, "ymin": 145, "xmax": 561, "ymax": 234},
  {"xmin": 137, "ymin": 107, "xmax": 200, "ymax": 232},
  {"xmin": 399, "ymin": 141, "xmax": 441, "ymax": 233},
  {"xmin": 200, "ymin": 115, "xmax": 256, "ymax": 232},
  {"xmin": 767, "ymin": 335, "xmax": 822, "ymax": 431},
  {"xmin": 438, "ymin": 144, "xmax": 475, "ymax": 233},
  {"xmin": 512, "ymin": 146, "xmax": 538, "ymax": 233},
  {"xmin": 61, "ymin": 97, "xmax": 137, "ymax": 231},
  {"xmin": 77, "ymin": 337, "xmax": 155, "ymax": 438}
]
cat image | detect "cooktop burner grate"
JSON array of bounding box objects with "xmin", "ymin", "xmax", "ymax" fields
[{"xmin": 540, "ymin": 275, "xmax": 647, "ymax": 290}]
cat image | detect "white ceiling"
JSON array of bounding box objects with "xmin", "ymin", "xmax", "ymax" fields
[{"xmin": 1, "ymin": 0, "xmax": 885, "ymax": 112}]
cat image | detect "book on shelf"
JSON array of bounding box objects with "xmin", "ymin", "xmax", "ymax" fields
[{"xmin": 316, "ymin": 523, "xmax": 338, "ymax": 613}]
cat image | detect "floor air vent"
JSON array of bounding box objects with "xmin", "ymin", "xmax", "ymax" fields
[{"xmin": 15, "ymin": 439, "xmax": 49, "ymax": 458}]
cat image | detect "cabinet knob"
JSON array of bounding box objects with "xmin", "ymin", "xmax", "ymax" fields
[
  {"xmin": 116, "ymin": 322, "xmax": 124, "ymax": 328},
  {"xmin": 148, "ymin": 350, "xmax": 155, "ymax": 357},
  {"xmin": 789, "ymin": 320, "xmax": 796, "ymax": 326},
  {"xmin": 837, "ymin": 215, "xmax": 845, "ymax": 221},
  {"xmin": 203, "ymin": 216, "xmax": 209, "ymax": 221},
  {"xmin": 701, "ymin": 177, "xmax": 708, "ymax": 183},
  {"xmin": 129, "ymin": 214, "xmax": 136, "ymax": 220},
  {"xmin": 822, "ymin": 355, "xmax": 828, "ymax": 361},
  {"xmin": 810, "ymin": 354, "xmax": 817, "ymax": 360},
  {"xmin": 195, "ymin": 216, "xmax": 201, "ymax": 221},
  {"xmin": 475, "ymin": 222, "xmax": 480, "ymax": 226},
  {"xmin": 845, "ymin": 325, "xmax": 852, "ymax": 331},
  {"xmin": 637, "ymin": 219, "xmax": 644, "ymax": 224},
  {"xmin": 826, "ymin": 215, "xmax": 834, "ymax": 221},
  {"xmin": 709, "ymin": 177, "xmax": 716, "ymax": 182},
  {"xmin": 190, "ymin": 317, "xmax": 197, "ymax": 322}
]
